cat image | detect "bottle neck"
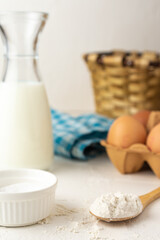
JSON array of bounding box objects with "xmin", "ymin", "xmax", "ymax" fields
[
  {"xmin": 2, "ymin": 56, "xmax": 41, "ymax": 83},
  {"xmin": 0, "ymin": 12, "xmax": 48, "ymax": 57},
  {"xmin": 0, "ymin": 12, "xmax": 48, "ymax": 84}
]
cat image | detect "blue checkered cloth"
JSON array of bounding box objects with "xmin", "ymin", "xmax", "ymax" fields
[{"xmin": 51, "ymin": 109, "xmax": 114, "ymax": 160}]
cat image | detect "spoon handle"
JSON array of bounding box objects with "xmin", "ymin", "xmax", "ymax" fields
[{"xmin": 139, "ymin": 187, "xmax": 160, "ymax": 208}]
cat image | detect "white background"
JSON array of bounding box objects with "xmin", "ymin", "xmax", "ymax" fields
[{"xmin": 0, "ymin": 0, "xmax": 160, "ymax": 112}]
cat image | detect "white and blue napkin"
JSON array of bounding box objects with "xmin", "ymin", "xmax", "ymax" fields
[{"xmin": 51, "ymin": 109, "xmax": 114, "ymax": 160}]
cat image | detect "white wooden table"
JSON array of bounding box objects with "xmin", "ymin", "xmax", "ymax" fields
[{"xmin": 0, "ymin": 155, "xmax": 159, "ymax": 240}]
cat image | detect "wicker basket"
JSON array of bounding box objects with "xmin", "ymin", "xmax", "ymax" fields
[{"xmin": 83, "ymin": 50, "xmax": 160, "ymax": 118}]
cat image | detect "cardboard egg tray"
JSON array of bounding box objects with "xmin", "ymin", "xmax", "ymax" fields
[{"xmin": 101, "ymin": 140, "xmax": 160, "ymax": 178}]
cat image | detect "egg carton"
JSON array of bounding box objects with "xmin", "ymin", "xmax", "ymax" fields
[{"xmin": 101, "ymin": 141, "xmax": 160, "ymax": 178}]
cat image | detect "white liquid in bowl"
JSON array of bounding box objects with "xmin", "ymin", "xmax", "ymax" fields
[{"xmin": 0, "ymin": 182, "xmax": 43, "ymax": 193}]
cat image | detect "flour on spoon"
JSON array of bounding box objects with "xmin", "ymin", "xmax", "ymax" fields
[{"xmin": 90, "ymin": 192, "xmax": 143, "ymax": 219}]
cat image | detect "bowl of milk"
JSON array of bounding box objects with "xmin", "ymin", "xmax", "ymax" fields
[{"xmin": 0, "ymin": 168, "xmax": 57, "ymax": 227}]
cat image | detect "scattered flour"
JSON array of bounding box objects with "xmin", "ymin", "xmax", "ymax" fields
[
  {"xmin": 37, "ymin": 200, "xmax": 143, "ymax": 240},
  {"xmin": 90, "ymin": 192, "xmax": 143, "ymax": 219},
  {"xmin": 55, "ymin": 204, "xmax": 78, "ymax": 216},
  {"xmin": 56, "ymin": 225, "xmax": 67, "ymax": 232},
  {"xmin": 69, "ymin": 221, "xmax": 80, "ymax": 233},
  {"xmin": 53, "ymin": 203, "xmax": 106, "ymax": 239},
  {"xmin": 38, "ymin": 216, "xmax": 53, "ymax": 225}
]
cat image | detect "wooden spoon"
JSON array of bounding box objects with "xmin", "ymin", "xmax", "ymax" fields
[{"xmin": 90, "ymin": 187, "xmax": 160, "ymax": 222}]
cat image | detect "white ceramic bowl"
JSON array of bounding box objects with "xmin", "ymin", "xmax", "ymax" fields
[{"xmin": 0, "ymin": 169, "xmax": 57, "ymax": 227}]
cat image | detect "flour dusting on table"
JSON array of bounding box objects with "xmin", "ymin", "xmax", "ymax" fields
[{"xmin": 37, "ymin": 200, "xmax": 144, "ymax": 240}]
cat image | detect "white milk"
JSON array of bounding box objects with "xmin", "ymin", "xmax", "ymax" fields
[{"xmin": 0, "ymin": 81, "xmax": 53, "ymax": 169}]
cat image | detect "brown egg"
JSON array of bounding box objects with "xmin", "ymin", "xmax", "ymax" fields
[
  {"xmin": 147, "ymin": 111, "xmax": 160, "ymax": 132},
  {"xmin": 107, "ymin": 115, "xmax": 147, "ymax": 148},
  {"xmin": 133, "ymin": 110, "xmax": 150, "ymax": 128},
  {"xmin": 147, "ymin": 123, "xmax": 160, "ymax": 153}
]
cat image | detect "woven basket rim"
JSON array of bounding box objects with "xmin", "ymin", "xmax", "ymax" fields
[{"xmin": 83, "ymin": 50, "xmax": 160, "ymax": 69}]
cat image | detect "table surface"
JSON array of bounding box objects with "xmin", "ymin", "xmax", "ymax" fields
[{"xmin": 0, "ymin": 155, "xmax": 160, "ymax": 240}]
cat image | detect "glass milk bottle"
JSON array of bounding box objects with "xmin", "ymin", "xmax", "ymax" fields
[{"xmin": 0, "ymin": 12, "xmax": 53, "ymax": 169}]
